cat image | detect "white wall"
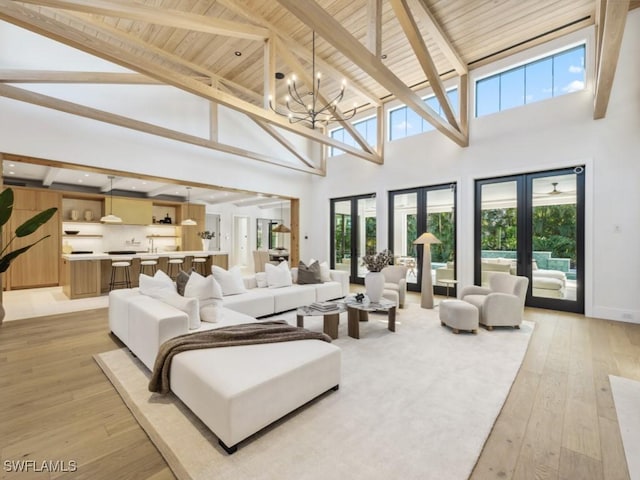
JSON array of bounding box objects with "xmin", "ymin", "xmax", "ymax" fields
[{"xmin": 309, "ymin": 12, "xmax": 640, "ymax": 323}]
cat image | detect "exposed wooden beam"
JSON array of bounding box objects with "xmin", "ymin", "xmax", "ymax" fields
[
  {"xmin": 389, "ymin": 0, "xmax": 459, "ymax": 130},
  {"xmin": 251, "ymin": 119, "xmax": 319, "ymax": 170},
  {"xmin": 593, "ymin": 0, "xmax": 629, "ymax": 119},
  {"xmin": 17, "ymin": 0, "xmax": 269, "ymax": 40},
  {"xmin": 59, "ymin": 11, "xmax": 263, "ymax": 104},
  {"xmin": 42, "ymin": 166, "xmax": 60, "ymax": 186},
  {"xmin": 367, "ymin": 0, "xmax": 382, "ymax": 58},
  {"xmin": 410, "ymin": 0, "xmax": 467, "ymax": 75},
  {"xmin": 0, "ymin": 70, "xmax": 205, "ymax": 84},
  {"xmin": 206, "ymin": 192, "xmax": 253, "ymax": 205},
  {"xmin": 458, "ymin": 74, "xmax": 469, "ymax": 138},
  {"xmin": 264, "ymin": 35, "xmax": 277, "ymax": 109},
  {"xmin": 0, "ymin": 83, "xmax": 323, "ymax": 176},
  {"xmin": 275, "ymin": 0, "xmax": 467, "ymax": 147},
  {"xmin": 217, "ymin": 0, "xmax": 381, "ymax": 108},
  {"xmin": 0, "ymin": 2, "xmax": 378, "ymax": 162},
  {"xmin": 145, "ymin": 184, "xmax": 176, "ymax": 198},
  {"xmin": 209, "ymin": 100, "xmax": 219, "ymax": 142}
]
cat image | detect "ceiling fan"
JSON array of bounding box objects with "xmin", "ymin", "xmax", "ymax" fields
[{"xmin": 548, "ymin": 182, "xmax": 562, "ymax": 195}]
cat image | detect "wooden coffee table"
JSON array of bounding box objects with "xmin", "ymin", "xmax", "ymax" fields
[
  {"xmin": 296, "ymin": 304, "xmax": 346, "ymax": 339},
  {"xmin": 343, "ymin": 297, "xmax": 397, "ymax": 339}
]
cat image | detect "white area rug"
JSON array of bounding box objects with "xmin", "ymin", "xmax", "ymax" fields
[
  {"xmin": 610, "ymin": 375, "xmax": 640, "ymax": 480},
  {"xmin": 95, "ymin": 304, "xmax": 534, "ymax": 480}
]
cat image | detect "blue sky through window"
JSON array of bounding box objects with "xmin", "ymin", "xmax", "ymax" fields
[{"xmin": 475, "ymin": 44, "xmax": 585, "ymax": 117}]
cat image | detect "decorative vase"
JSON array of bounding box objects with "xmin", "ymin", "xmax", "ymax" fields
[
  {"xmin": 201, "ymin": 239, "xmax": 210, "ymax": 251},
  {"xmin": 365, "ymin": 271, "xmax": 385, "ymax": 303}
]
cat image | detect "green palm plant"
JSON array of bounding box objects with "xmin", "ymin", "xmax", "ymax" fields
[{"xmin": 0, "ymin": 188, "xmax": 58, "ymax": 273}]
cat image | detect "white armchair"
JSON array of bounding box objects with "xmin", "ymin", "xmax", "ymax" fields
[
  {"xmin": 460, "ymin": 273, "xmax": 529, "ymax": 330},
  {"xmin": 381, "ymin": 265, "xmax": 408, "ymax": 308}
]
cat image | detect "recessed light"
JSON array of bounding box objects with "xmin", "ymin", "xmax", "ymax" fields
[
  {"xmin": 234, "ymin": 51, "xmax": 242, "ymax": 56},
  {"xmin": 84, "ymin": 173, "xmax": 89, "ymax": 177},
  {"xmin": 9, "ymin": 163, "xmax": 15, "ymax": 167},
  {"xmin": 132, "ymin": 186, "xmax": 136, "ymax": 189},
  {"xmin": 9, "ymin": 171, "xmax": 15, "ymax": 175},
  {"xmin": 142, "ymin": 181, "xmax": 147, "ymax": 185},
  {"xmin": 78, "ymin": 179, "xmax": 83, "ymax": 183}
]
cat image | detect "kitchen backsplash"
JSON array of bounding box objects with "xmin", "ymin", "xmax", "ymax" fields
[{"xmin": 62, "ymin": 222, "xmax": 180, "ymax": 253}]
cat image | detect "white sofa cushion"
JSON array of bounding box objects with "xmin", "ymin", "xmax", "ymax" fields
[
  {"xmin": 315, "ymin": 281, "xmax": 344, "ymax": 302},
  {"xmin": 160, "ymin": 292, "xmax": 201, "ymax": 330},
  {"xmin": 139, "ymin": 270, "xmax": 175, "ymax": 298},
  {"xmin": 265, "ymin": 261, "xmax": 293, "ymax": 288},
  {"xmin": 272, "ymin": 285, "xmax": 316, "ymax": 312},
  {"xmin": 212, "ymin": 266, "xmax": 247, "ymax": 296},
  {"xmin": 222, "ymin": 289, "xmax": 276, "ymax": 318},
  {"xmin": 184, "ymin": 271, "xmax": 223, "ymax": 300}
]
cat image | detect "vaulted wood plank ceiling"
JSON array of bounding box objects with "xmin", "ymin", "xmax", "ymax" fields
[{"xmin": 0, "ymin": 0, "xmax": 636, "ymax": 175}]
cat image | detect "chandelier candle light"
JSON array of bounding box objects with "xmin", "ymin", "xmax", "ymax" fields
[{"xmin": 269, "ymin": 31, "xmax": 357, "ymax": 129}]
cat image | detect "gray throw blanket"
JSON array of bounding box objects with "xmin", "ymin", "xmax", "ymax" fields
[{"xmin": 149, "ymin": 321, "xmax": 332, "ymax": 394}]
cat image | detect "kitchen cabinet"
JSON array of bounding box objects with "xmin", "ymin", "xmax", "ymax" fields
[
  {"xmin": 61, "ymin": 259, "xmax": 100, "ymax": 299},
  {"xmin": 181, "ymin": 203, "xmax": 206, "ymax": 251},
  {"xmin": 104, "ymin": 197, "xmax": 153, "ymax": 225},
  {"xmin": 6, "ymin": 206, "xmax": 61, "ymax": 289},
  {"xmin": 3, "ymin": 187, "xmax": 61, "ymax": 290}
]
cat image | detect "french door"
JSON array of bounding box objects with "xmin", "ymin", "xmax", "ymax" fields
[
  {"xmin": 389, "ymin": 184, "xmax": 457, "ymax": 296},
  {"xmin": 330, "ymin": 194, "xmax": 377, "ymax": 284},
  {"xmin": 475, "ymin": 167, "xmax": 584, "ymax": 312}
]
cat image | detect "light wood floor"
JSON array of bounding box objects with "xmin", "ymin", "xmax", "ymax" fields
[{"xmin": 1, "ymin": 303, "xmax": 638, "ymax": 479}]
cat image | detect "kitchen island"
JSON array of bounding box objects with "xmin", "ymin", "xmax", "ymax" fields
[{"xmin": 61, "ymin": 251, "xmax": 229, "ymax": 299}]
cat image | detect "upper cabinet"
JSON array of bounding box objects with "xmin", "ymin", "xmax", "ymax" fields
[{"xmin": 104, "ymin": 197, "xmax": 153, "ymax": 225}]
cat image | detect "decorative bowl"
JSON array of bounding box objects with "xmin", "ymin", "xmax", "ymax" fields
[{"xmin": 64, "ymin": 230, "xmax": 80, "ymax": 235}]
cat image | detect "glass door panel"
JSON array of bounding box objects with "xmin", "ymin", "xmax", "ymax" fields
[
  {"xmin": 478, "ymin": 180, "xmax": 519, "ymax": 286},
  {"xmin": 530, "ymin": 173, "xmax": 579, "ymax": 302},
  {"xmin": 392, "ymin": 192, "xmax": 418, "ymax": 286},
  {"xmin": 332, "ymin": 200, "xmax": 351, "ymax": 275},
  {"xmin": 356, "ymin": 197, "xmax": 377, "ymax": 281},
  {"xmin": 427, "ymin": 188, "xmax": 456, "ymax": 292}
]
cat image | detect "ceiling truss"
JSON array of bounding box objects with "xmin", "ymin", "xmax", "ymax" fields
[{"xmin": 0, "ymin": 0, "xmax": 633, "ymax": 175}]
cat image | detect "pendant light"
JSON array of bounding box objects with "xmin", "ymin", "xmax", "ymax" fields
[
  {"xmin": 181, "ymin": 187, "xmax": 197, "ymax": 226},
  {"xmin": 100, "ymin": 175, "xmax": 123, "ymax": 224},
  {"xmin": 272, "ymin": 201, "xmax": 290, "ymax": 233}
]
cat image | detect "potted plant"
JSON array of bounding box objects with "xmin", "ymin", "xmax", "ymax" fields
[
  {"xmin": 0, "ymin": 188, "xmax": 58, "ymax": 324},
  {"xmin": 197, "ymin": 231, "xmax": 214, "ymax": 251},
  {"xmin": 361, "ymin": 249, "xmax": 393, "ymax": 302}
]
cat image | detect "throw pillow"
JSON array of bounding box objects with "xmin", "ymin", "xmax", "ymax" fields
[
  {"xmin": 265, "ymin": 260, "xmax": 293, "ymax": 288},
  {"xmin": 139, "ymin": 269, "xmax": 175, "ymax": 298},
  {"xmin": 160, "ymin": 292, "xmax": 200, "ymax": 330},
  {"xmin": 298, "ymin": 260, "xmax": 321, "ymax": 284},
  {"xmin": 255, "ymin": 272, "xmax": 268, "ymax": 288},
  {"xmin": 212, "ymin": 265, "xmax": 247, "ymax": 296},
  {"xmin": 184, "ymin": 271, "xmax": 223, "ymax": 300},
  {"xmin": 200, "ymin": 300, "xmax": 222, "ymax": 323},
  {"xmin": 176, "ymin": 269, "xmax": 191, "ymax": 296}
]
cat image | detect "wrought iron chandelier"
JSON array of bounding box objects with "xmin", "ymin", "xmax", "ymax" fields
[{"xmin": 269, "ymin": 31, "xmax": 356, "ymax": 129}]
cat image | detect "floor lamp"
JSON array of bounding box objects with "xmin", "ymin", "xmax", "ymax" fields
[{"xmin": 413, "ymin": 232, "xmax": 441, "ymax": 309}]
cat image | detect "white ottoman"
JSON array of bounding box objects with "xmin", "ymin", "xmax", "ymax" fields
[{"xmin": 439, "ymin": 299, "xmax": 479, "ymax": 334}]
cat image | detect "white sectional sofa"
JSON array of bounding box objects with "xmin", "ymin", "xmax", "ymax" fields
[
  {"xmin": 220, "ymin": 267, "xmax": 349, "ymax": 318},
  {"xmin": 108, "ymin": 267, "xmax": 347, "ymax": 454}
]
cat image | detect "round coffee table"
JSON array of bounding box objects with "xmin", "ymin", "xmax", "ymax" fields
[
  {"xmin": 296, "ymin": 304, "xmax": 346, "ymax": 339},
  {"xmin": 342, "ymin": 296, "xmax": 397, "ymax": 339}
]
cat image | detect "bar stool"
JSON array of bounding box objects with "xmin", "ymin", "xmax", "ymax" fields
[
  {"xmin": 109, "ymin": 257, "xmax": 133, "ymax": 290},
  {"xmin": 191, "ymin": 255, "xmax": 208, "ymax": 275},
  {"xmin": 167, "ymin": 255, "xmax": 185, "ymax": 279},
  {"xmin": 140, "ymin": 256, "xmax": 159, "ymax": 275}
]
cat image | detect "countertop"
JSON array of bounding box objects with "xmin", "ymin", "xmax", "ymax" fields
[{"xmin": 62, "ymin": 250, "xmax": 228, "ymax": 261}]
